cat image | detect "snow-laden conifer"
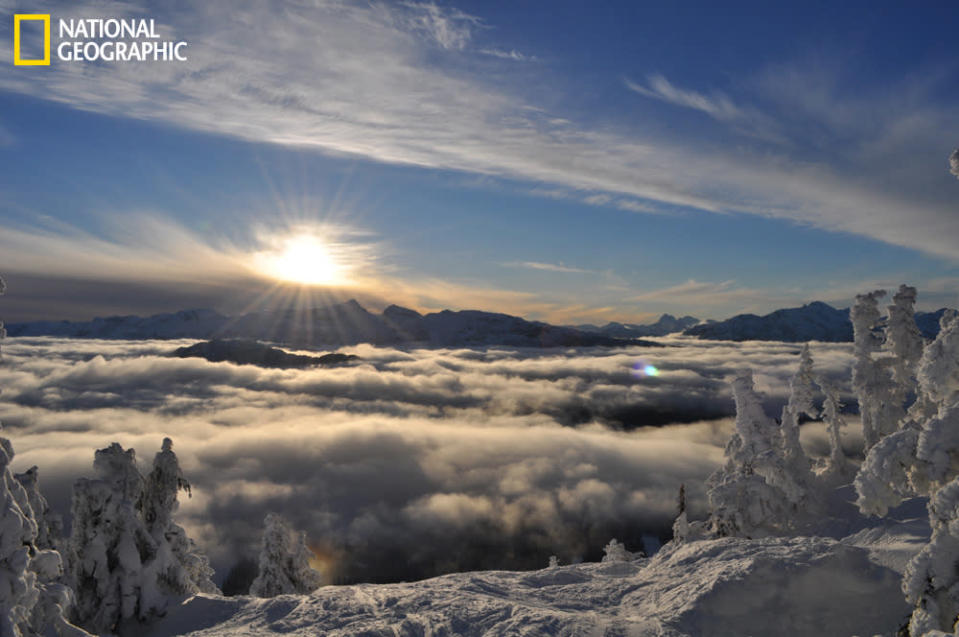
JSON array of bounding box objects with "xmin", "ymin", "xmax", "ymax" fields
[
  {"xmin": 778, "ymin": 344, "xmax": 818, "ymax": 499},
  {"xmin": 142, "ymin": 438, "xmax": 217, "ymax": 595},
  {"xmin": 249, "ymin": 513, "xmax": 323, "ymax": 598},
  {"xmin": 672, "ymin": 483, "xmax": 689, "ymax": 543},
  {"xmin": 13, "ymin": 467, "xmax": 63, "ymax": 553},
  {"xmin": 817, "ymin": 377, "xmax": 852, "ymax": 482},
  {"xmin": 886, "ymin": 285, "xmax": 924, "ymax": 406},
  {"xmin": 67, "ymin": 440, "xmax": 217, "ymax": 634},
  {"xmin": 851, "ymin": 289, "xmax": 896, "ymax": 450},
  {"xmin": 706, "ymin": 372, "xmax": 791, "ymax": 537},
  {"xmin": 600, "ymin": 539, "xmax": 631, "ymax": 563},
  {"xmin": 0, "ymin": 436, "xmax": 90, "ymax": 637}
]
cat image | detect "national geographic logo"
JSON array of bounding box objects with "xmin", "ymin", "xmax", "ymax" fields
[
  {"xmin": 13, "ymin": 14, "xmax": 50, "ymax": 65},
  {"xmin": 13, "ymin": 15, "xmax": 189, "ymax": 65}
]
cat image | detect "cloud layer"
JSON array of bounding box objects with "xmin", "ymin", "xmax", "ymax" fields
[{"xmin": 0, "ymin": 336, "xmax": 859, "ymax": 584}]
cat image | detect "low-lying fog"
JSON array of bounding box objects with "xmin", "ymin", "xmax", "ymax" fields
[{"xmin": 0, "ymin": 336, "xmax": 862, "ymax": 585}]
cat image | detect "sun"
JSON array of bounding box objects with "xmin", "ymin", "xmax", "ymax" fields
[{"xmin": 254, "ymin": 233, "xmax": 346, "ymax": 286}]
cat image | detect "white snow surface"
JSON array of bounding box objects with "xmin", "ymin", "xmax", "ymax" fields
[{"xmin": 147, "ymin": 516, "xmax": 927, "ymax": 637}]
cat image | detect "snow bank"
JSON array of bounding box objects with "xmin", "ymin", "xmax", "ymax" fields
[{"xmin": 147, "ymin": 531, "xmax": 918, "ymax": 637}]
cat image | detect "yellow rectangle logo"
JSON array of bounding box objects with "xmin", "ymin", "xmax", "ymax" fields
[{"xmin": 14, "ymin": 14, "xmax": 51, "ymax": 66}]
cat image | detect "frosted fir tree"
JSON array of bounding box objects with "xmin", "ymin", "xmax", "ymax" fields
[
  {"xmin": 907, "ymin": 310, "xmax": 959, "ymax": 508},
  {"xmin": 885, "ymin": 285, "xmax": 924, "ymax": 408},
  {"xmin": 851, "ymin": 289, "xmax": 896, "ymax": 450},
  {"xmin": 67, "ymin": 440, "xmax": 217, "ymax": 634},
  {"xmin": 249, "ymin": 513, "xmax": 323, "ymax": 598},
  {"xmin": 0, "ymin": 436, "xmax": 91, "ymax": 637},
  {"xmin": 855, "ymin": 310, "xmax": 959, "ymax": 517},
  {"xmin": 141, "ymin": 438, "xmax": 217, "ymax": 595},
  {"xmin": 600, "ymin": 539, "xmax": 631, "ymax": 563},
  {"xmin": 851, "ymin": 308, "xmax": 959, "ymax": 633},
  {"xmin": 816, "ymin": 378, "xmax": 852, "ymax": 482},
  {"xmin": 672, "ymin": 483, "xmax": 689, "ymax": 543},
  {"xmin": 777, "ymin": 344, "xmax": 818, "ymax": 502},
  {"xmin": 14, "ymin": 467, "xmax": 63, "ymax": 552},
  {"xmin": 67, "ymin": 443, "xmax": 155, "ymax": 634},
  {"xmin": 706, "ymin": 372, "xmax": 791, "ymax": 537},
  {"xmin": 903, "ymin": 479, "xmax": 959, "ymax": 636}
]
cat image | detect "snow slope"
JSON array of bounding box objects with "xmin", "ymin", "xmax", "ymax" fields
[{"xmin": 148, "ymin": 516, "xmax": 926, "ymax": 637}]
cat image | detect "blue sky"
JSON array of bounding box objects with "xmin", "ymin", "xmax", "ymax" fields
[{"xmin": 0, "ymin": 0, "xmax": 958, "ymax": 323}]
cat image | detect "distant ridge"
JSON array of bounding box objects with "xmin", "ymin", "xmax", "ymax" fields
[
  {"xmin": 6, "ymin": 300, "xmax": 659, "ymax": 349},
  {"xmin": 575, "ymin": 314, "xmax": 700, "ymax": 338},
  {"xmin": 172, "ymin": 339, "xmax": 359, "ymax": 368},
  {"xmin": 683, "ymin": 301, "xmax": 947, "ymax": 342}
]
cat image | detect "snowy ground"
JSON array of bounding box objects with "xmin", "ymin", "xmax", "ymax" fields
[{"xmin": 148, "ymin": 502, "xmax": 930, "ymax": 637}]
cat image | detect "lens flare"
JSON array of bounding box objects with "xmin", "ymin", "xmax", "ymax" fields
[{"xmin": 631, "ymin": 360, "xmax": 660, "ymax": 379}]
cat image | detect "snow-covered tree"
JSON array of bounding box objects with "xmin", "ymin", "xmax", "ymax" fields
[
  {"xmin": 855, "ymin": 310, "xmax": 959, "ymax": 516},
  {"xmin": 706, "ymin": 372, "xmax": 793, "ymax": 537},
  {"xmin": 68, "ymin": 443, "xmax": 155, "ymax": 634},
  {"xmin": 249, "ymin": 513, "xmax": 323, "ymax": 598},
  {"xmin": 886, "ymin": 285, "xmax": 924, "ymax": 405},
  {"xmin": 848, "ymin": 305, "xmax": 959, "ymax": 633},
  {"xmin": 600, "ymin": 539, "xmax": 630, "ymax": 563},
  {"xmin": 903, "ymin": 479, "xmax": 959, "ymax": 636},
  {"xmin": 14, "ymin": 467, "xmax": 63, "ymax": 553},
  {"xmin": 672, "ymin": 483, "xmax": 689, "ymax": 543},
  {"xmin": 897, "ymin": 311, "xmax": 959, "ymax": 635},
  {"xmin": 142, "ymin": 438, "xmax": 217, "ymax": 595},
  {"xmin": 67, "ymin": 440, "xmax": 217, "ymax": 634},
  {"xmin": 851, "ymin": 289, "xmax": 896, "ymax": 450},
  {"xmin": 778, "ymin": 344, "xmax": 819, "ymax": 498},
  {"xmin": 0, "ymin": 436, "xmax": 90, "ymax": 637},
  {"xmin": 817, "ymin": 377, "xmax": 853, "ymax": 482}
]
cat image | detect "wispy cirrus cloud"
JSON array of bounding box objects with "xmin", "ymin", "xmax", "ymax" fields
[
  {"xmin": 503, "ymin": 261, "xmax": 591, "ymax": 274},
  {"xmin": 0, "ymin": 1, "xmax": 957, "ymax": 261},
  {"xmin": 401, "ymin": 1, "xmax": 480, "ymax": 51},
  {"xmin": 625, "ymin": 75, "xmax": 742, "ymax": 121},
  {"xmin": 480, "ymin": 48, "xmax": 535, "ymax": 62}
]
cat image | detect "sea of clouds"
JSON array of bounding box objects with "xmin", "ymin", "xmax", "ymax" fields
[{"xmin": 0, "ymin": 336, "xmax": 862, "ymax": 585}]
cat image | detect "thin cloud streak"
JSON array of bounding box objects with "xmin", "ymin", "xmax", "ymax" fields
[
  {"xmin": 625, "ymin": 75, "xmax": 742, "ymax": 121},
  {"xmin": 503, "ymin": 261, "xmax": 591, "ymax": 274}
]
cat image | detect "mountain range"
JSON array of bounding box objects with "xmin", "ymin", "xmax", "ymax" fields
[
  {"xmin": 6, "ymin": 299, "xmax": 948, "ymax": 346},
  {"xmin": 4, "ymin": 300, "xmax": 661, "ymax": 349},
  {"xmin": 683, "ymin": 301, "xmax": 948, "ymax": 342}
]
